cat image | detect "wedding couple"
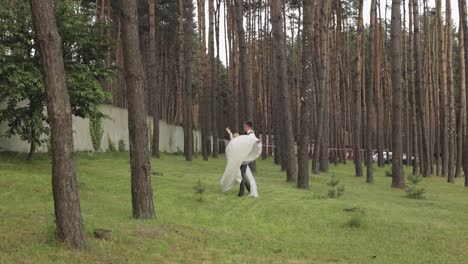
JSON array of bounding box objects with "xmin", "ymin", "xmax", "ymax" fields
[{"xmin": 220, "ymin": 121, "xmax": 262, "ymax": 198}]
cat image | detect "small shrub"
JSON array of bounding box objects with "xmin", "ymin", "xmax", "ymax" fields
[
  {"xmin": 108, "ymin": 136, "xmax": 116, "ymax": 152},
  {"xmin": 193, "ymin": 179, "xmax": 205, "ymax": 202},
  {"xmin": 346, "ymin": 214, "xmax": 364, "ymax": 228},
  {"xmin": 149, "ymin": 126, "xmax": 154, "ymax": 150},
  {"xmin": 344, "ymin": 208, "xmax": 366, "ymax": 228},
  {"xmin": 312, "ymin": 193, "xmax": 327, "ymax": 200},
  {"xmin": 385, "ymin": 170, "xmax": 392, "ymax": 177},
  {"xmin": 176, "ymin": 147, "xmax": 183, "ymax": 155},
  {"xmin": 327, "ymin": 174, "xmax": 345, "ymax": 198},
  {"xmin": 405, "ymin": 174, "xmax": 425, "ymax": 199},
  {"xmin": 168, "ymin": 132, "xmax": 174, "ymax": 149},
  {"xmin": 118, "ymin": 139, "xmax": 126, "ymax": 151},
  {"xmin": 89, "ymin": 116, "xmax": 104, "ymax": 152},
  {"xmin": 46, "ymin": 138, "xmax": 52, "ymax": 154}
]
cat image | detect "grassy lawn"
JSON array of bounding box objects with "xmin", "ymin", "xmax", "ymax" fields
[{"xmin": 0, "ymin": 152, "xmax": 467, "ymax": 263}]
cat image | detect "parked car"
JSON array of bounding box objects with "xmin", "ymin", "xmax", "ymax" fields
[
  {"xmin": 373, "ymin": 152, "xmax": 392, "ymax": 163},
  {"xmin": 372, "ymin": 151, "xmax": 413, "ymax": 164}
]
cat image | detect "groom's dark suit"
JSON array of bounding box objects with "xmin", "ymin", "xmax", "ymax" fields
[{"xmin": 238, "ymin": 130, "xmax": 254, "ymax": 197}]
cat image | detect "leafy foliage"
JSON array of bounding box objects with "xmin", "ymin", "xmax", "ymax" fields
[
  {"xmin": 89, "ymin": 116, "xmax": 104, "ymax": 151},
  {"xmin": 405, "ymin": 174, "xmax": 426, "ymax": 199},
  {"xmin": 327, "ymin": 174, "xmax": 345, "ymax": 198},
  {"xmin": 385, "ymin": 170, "xmax": 392, "ymax": 177},
  {"xmin": 345, "ymin": 212, "xmax": 365, "ymax": 228},
  {"xmin": 0, "ymin": 0, "xmax": 113, "ymax": 157},
  {"xmin": 193, "ymin": 178, "xmax": 205, "ymax": 202},
  {"xmin": 343, "ymin": 207, "xmax": 366, "ymax": 228},
  {"xmin": 118, "ymin": 139, "xmax": 126, "ymax": 152},
  {"xmin": 107, "ymin": 136, "xmax": 116, "ymax": 152}
]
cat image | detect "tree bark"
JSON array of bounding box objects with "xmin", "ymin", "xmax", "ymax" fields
[
  {"xmin": 178, "ymin": 0, "xmax": 185, "ymax": 124},
  {"xmin": 319, "ymin": 1, "xmax": 330, "ymax": 173},
  {"xmin": 366, "ymin": 0, "xmax": 377, "ymax": 183},
  {"xmin": 436, "ymin": 0, "xmax": 449, "ymax": 177},
  {"xmin": 456, "ymin": 22, "xmax": 465, "ymax": 178},
  {"xmin": 270, "ymin": 0, "xmax": 297, "ymax": 182},
  {"xmin": 30, "ymin": 0, "xmax": 86, "ymax": 248},
  {"xmin": 376, "ymin": 5, "xmax": 385, "ymax": 168},
  {"xmin": 297, "ymin": 0, "xmax": 314, "ymax": 189},
  {"xmin": 409, "ymin": 0, "xmax": 419, "ymax": 175},
  {"xmin": 119, "ymin": 0, "xmax": 155, "ymax": 219},
  {"xmin": 390, "ymin": 0, "xmax": 405, "ymax": 188},
  {"xmin": 184, "ymin": 0, "xmax": 194, "ymax": 161},
  {"xmin": 446, "ymin": 0, "xmax": 455, "ymax": 183},
  {"xmin": 149, "ymin": 0, "xmax": 160, "ymax": 158},
  {"xmin": 198, "ymin": 0, "xmax": 209, "ymax": 160},
  {"xmin": 459, "ymin": 0, "xmax": 468, "ymax": 187},
  {"xmin": 209, "ymin": 0, "xmax": 219, "ymax": 158},
  {"xmin": 234, "ymin": 0, "xmax": 253, "ymax": 122},
  {"xmin": 312, "ymin": 0, "xmax": 331, "ymax": 175},
  {"xmin": 353, "ymin": 0, "xmax": 364, "ymax": 177}
]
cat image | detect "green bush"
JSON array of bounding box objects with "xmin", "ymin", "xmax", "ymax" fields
[
  {"xmin": 385, "ymin": 170, "xmax": 392, "ymax": 177},
  {"xmin": 327, "ymin": 174, "xmax": 345, "ymax": 198},
  {"xmin": 89, "ymin": 117, "xmax": 104, "ymax": 152},
  {"xmin": 149, "ymin": 126, "xmax": 154, "ymax": 151},
  {"xmin": 346, "ymin": 214, "xmax": 364, "ymax": 228},
  {"xmin": 108, "ymin": 136, "xmax": 116, "ymax": 152},
  {"xmin": 46, "ymin": 138, "xmax": 52, "ymax": 154},
  {"xmin": 193, "ymin": 179, "xmax": 205, "ymax": 202},
  {"xmin": 405, "ymin": 174, "xmax": 425, "ymax": 199},
  {"xmin": 118, "ymin": 139, "xmax": 126, "ymax": 152},
  {"xmin": 344, "ymin": 208, "xmax": 366, "ymax": 228}
]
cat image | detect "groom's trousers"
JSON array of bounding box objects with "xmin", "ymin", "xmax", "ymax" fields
[{"xmin": 238, "ymin": 164, "xmax": 251, "ymax": 196}]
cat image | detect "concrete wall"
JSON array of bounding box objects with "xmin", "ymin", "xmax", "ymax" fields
[{"xmin": 0, "ymin": 104, "xmax": 201, "ymax": 153}]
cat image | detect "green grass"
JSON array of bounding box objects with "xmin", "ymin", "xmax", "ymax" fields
[{"xmin": 1, "ymin": 152, "xmax": 468, "ymax": 263}]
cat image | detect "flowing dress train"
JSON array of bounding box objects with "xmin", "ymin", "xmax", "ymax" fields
[{"xmin": 220, "ymin": 135, "xmax": 261, "ymax": 197}]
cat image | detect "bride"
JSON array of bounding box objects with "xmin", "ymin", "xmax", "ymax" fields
[{"xmin": 220, "ymin": 126, "xmax": 261, "ymax": 198}]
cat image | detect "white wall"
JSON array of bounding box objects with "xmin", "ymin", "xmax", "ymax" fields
[{"xmin": 0, "ymin": 104, "xmax": 201, "ymax": 153}]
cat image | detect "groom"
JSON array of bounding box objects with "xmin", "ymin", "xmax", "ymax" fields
[{"xmin": 238, "ymin": 121, "xmax": 255, "ymax": 197}]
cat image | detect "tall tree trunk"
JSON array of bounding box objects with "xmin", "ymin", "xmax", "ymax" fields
[
  {"xmin": 209, "ymin": 0, "xmax": 219, "ymax": 158},
  {"xmin": 234, "ymin": 0, "xmax": 253, "ymax": 122},
  {"xmin": 312, "ymin": 0, "xmax": 331, "ymax": 175},
  {"xmin": 319, "ymin": 2, "xmax": 330, "ymax": 173},
  {"xmin": 456, "ymin": 21, "xmax": 466, "ymax": 178},
  {"xmin": 30, "ymin": 0, "xmax": 86, "ymax": 248},
  {"xmin": 334, "ymin": 0, "xmax": 343, "ymax": 165},
  {"xmin": 353, "ymin": 0, "xmax": 364, "ymax": 177},
  {"xmin": 437, "ymin": 0, "xmax": 449, "ymax": 177},
  {"xmin": 178, "ymin": 0, "xmax": 185, "ymax": 124},
  {"xmin": 297, "ymin": 0, "xmax": 314, "ymax": 189},
  {"xmin": 184, "ymin": 0, "xmax": 194, "ymax": 161},
  {"xmin": 270, "ymin": 0, "xmax": 297, "ymax": 182},
  {"xmin": 446, "ymin": 0, "xmax": 455, "ymax": 183},
  {"xmin": 459, "ymin": 0, "xmax": 468, "ymax": 187},
  {"xmin": 215, "ymin": 0, "xmax": 222, "ymax": 153},
  {"xmin": 390, "ymin": 0, "xmax": 405, "ymax": 188},
  {"xmin": 413, "ymin": 0, "xmax": 429, "ymax": 176},
  {"xmin": 366, "ymin": 0, "xmax": 377, "ymax": 183},
  {"xmin": 432, "ymin": 12, "xmax": 441, "ymax": 176},
  {"xmin": 198, "ymin": 0, "xmax": 209, "ymax": 160},
  {"xmin": 119, "ymin": 0, "xmax": 155, "ymax": 219},
  {"xmin": 149, "ymin": 0, "xmax": 160, "ymax": 158},
  {"xmin": 377, "ymin": 6, "xmax": 385, "ymax": 168},
  {"xmin": 409, "ymin": 0, "xmax": 419, "ymax": 175}
]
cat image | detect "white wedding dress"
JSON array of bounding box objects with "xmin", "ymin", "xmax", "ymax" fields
[{"xmin": 220, "ymin": 135, "xmax": 262, "ymax": 197}]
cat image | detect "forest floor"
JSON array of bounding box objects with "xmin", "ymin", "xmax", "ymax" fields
[{"xmin": 0, "ymin": 152, "xmax": 467, "ymax": 263}]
